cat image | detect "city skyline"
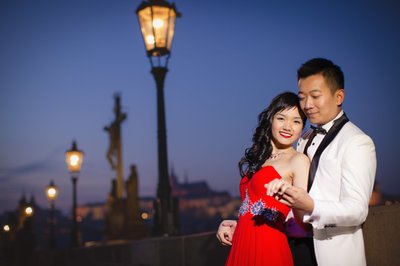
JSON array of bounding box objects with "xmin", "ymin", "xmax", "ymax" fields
[{"xmin": 1, "ymin": 0, "xmax": 400, "ymax": 214}]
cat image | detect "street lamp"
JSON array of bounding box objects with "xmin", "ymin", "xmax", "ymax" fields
[
  {"xmin": 45, "ymin": 180, "xmax": 58, "ymax": 249},
  {"xmin": 3, "ymin": 224, "xmax": 10, "ymax": 233},
  {"xmin": 65, "ymin": 140, "xmax": 84, "ymax": 247},
  {"xmin": 136, "ymin": 0, "xmax": 181, "ymax": 236},
  {"xmin": 24, "ymin": 206, "xmax": 34, "ymax": 217}
]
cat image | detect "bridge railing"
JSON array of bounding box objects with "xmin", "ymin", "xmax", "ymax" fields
[{"xmin": 34, "ymin": 204, "xmax": 400, "ymax": 266}]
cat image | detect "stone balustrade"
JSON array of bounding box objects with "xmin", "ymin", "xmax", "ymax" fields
[{"xmin": 34, "ymin": 204, "xmax": 400, "ymax": 266}]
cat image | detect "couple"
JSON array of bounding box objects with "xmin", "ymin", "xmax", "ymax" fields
[{"xmin": 216, "ymin": 58, "xmax": 377, "ymax": 266}]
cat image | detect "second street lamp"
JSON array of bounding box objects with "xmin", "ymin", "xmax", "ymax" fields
[
  {"xmin": 136, "ymin": 0, "xmax": 181, "ymax": 236},
  {"xmin": 65, "ymin": 141, "xmax": 84, "ymax": 248},
  {"xmin": 46, "ymin": 180, "xmax": 58, "ymax": 249},
  {"xmin": 24, "ymin": 206, "xmax": 34, "ymax": 217}
]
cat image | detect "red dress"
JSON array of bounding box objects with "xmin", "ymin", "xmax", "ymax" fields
[{"xmin": 226, "ymin": 166, "xmax": 293, "ymax": 266}]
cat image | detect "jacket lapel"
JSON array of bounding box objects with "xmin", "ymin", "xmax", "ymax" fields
[{"xmin": 308, "ymin": 114, "xmax": 349, "ymax": 191}]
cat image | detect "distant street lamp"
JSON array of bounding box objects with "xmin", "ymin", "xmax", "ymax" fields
[
  {"xmin": 24, "ymin": 206, "xmax": 34, "ymax": 217},
  {"xmin": 46, "ymin": 180, "xmax": 58, "ymax": 249},
  {"xmin": 136, "ymin": 0, "xmax": 181, "ymax": 236},
  {"xmin": 3, "ymin": 224, "xmax": 10, "ymax": 232},
  {"xmin": 65, "ymin": 141, "xmax": 84, "ymax": 247}
]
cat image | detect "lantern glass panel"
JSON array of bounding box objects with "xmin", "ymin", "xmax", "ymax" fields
[
  {"xmin": 138, "ymin": 5, "xmax": 177, "ymax": 56},
  {"xmin": 166, "ymin": 9, "xmax": 176, "ymax": 52},
  {"xmin": 46, "ymin": 185, "xmax": 58, "ymax": 201},
  {"xmin": 65, "ymin": 150, "xmax": 83, "ymax": 173},
  {"xmin": 138, "ymin": 7, "xmax": 155, "ymax": 52}
]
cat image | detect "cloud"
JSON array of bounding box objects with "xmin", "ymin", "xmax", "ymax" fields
[{"xmin": 0, "ymin": 147, "xmax": 64, "ymax": 182}]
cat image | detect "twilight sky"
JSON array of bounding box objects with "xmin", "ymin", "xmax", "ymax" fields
[{"xmin": 1, "ymin": 0, "xmax": 399, "ymax": 214}]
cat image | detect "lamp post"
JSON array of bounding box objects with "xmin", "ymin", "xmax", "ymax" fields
[
  {"xmin": 46, "ymin": 180, "xmax": 58, "ymax": 249},
  {"xmin": 65, "ymin": 141, "xmax": 83, "ymax": 247},
  {"xmin": 136, "ymin": 0, "xmax": 181, "ymax": 236}
]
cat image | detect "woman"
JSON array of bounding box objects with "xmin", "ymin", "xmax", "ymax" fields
[{"xmin": 217, "ymin": 92, "xmax": 309, "ymax": 266}]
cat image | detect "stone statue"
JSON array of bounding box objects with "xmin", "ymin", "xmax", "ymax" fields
[
  {"xmin": 104, "ymin": 120, "xmax": 118, "ymax": 170},
  {"xmin": 126, "ymin": 165, "xmax": 140, "ymax": 221},
  {"xmin": 104, "ymin": 94, "xmax": 126, "ymax": 170}
]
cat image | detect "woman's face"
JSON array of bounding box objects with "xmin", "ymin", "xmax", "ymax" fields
[{"xmin": 271, "ymin": 107, "xmax": 304, "ymax": 148}]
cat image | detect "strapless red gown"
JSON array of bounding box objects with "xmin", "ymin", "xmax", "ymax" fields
[{"xmin": 226, "ymin": 166, "xmax": 293, "ymax": 266}]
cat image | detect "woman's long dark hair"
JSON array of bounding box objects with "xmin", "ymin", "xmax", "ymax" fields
[{"xmin": 238, "ymin": 92, "xmax": 306, "ymax": 179}]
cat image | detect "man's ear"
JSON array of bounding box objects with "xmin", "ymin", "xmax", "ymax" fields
[{"xmin": 335, "ymin": 89, "xmax": 345, "ymax": 106}]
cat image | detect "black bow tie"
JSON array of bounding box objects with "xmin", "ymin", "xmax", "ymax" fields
[{"xmin": 310, "ymin": 125, "xmax": 327, "ymax": 135}]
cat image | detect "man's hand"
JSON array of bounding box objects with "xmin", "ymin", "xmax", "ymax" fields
[
  {"xmin": 280, "ymin": 186, "xmax": 314, "ymax": 213},
  {"xmin": 265, "ymin": 180, "xmax": 314, "ymax": 213},
  {"xmin": 216, "ymin": 220, "xmax": 237, "ymax": 246}
]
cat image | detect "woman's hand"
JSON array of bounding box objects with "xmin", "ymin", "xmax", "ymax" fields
[
  {"xmin": 265, "ymin": 178, "xmax": 292, "ymax": 197},
  {"xmin": 266, "ymin": 180, "xmax": 314, "ymax": 212},
  {"xmin": 216, "ymin": 220, "xmax": 237, "ymax": 246}
]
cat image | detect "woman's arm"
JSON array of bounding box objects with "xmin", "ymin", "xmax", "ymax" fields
[{"xmin": 290, "ymin": 153, "xmax": 311, "ymax": 230}]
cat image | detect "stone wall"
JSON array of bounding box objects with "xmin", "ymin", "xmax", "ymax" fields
[
  {"xmin": 363, "ymin": 204, "xmax": 400, "ymax": 266},
  {"xmin": 34, "ymin": 232, "xmax": 230, "ymax": 266},
  {"xmin": 34, "ymin": 204, "xmax": 400, "ymax": 266}
]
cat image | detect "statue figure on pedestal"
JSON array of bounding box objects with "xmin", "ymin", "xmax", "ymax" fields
[
  {"xmin": 104, "ymin": 94, "xmax": 126, "ymax": 171},
  {"xmin": 104, "ymin": 93, "xmax": 126, "ymax": 199}
]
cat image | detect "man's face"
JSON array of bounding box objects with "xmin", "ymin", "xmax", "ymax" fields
[{"xmin": 298, "ymin": 74, "xmax": 344, "ymax": 125}]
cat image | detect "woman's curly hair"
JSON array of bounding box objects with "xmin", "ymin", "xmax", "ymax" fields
[{"xmin": 238, "ymin": 92, "xmax": 306, "ymax": 179}]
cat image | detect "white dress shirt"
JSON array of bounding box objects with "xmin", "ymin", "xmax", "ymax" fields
[{"xmin": 307, "ymin": 111, "xmax": 344, "ymax": 160}]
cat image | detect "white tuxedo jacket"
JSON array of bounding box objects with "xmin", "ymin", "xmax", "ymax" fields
[{"xmin": 297, "ymin": 121, "xmax": 376, "ymax": 266}]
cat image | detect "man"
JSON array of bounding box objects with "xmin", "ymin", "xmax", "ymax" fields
[
  {"xmin": 268, "ymin": 58, "xmax": 376, "ymax": 265},
  {"xmin": 218, "ymin": 58, "xmax": 376, "ymax": 266}
]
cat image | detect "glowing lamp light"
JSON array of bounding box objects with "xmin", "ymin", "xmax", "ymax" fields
[
  {"xmin": 136, "ymin": 0, "xmax": 181, "ymax": 57},
  {"xmin": 3, "ymin": 225, "xmax": 10, "ymax": 232},
  {"xmin": 146, "ymin": 35, "xmax": 155, "ymax": 45},
  {"xmin": 153, "ymin": 18, "xmax": 164, "ymax": 28},
  {"xmin": 65, "ymin": 141, "xmax": 84, "ymax": 173},
  {"xmin": 70, "ymin": 155, "xmax": 80, "ymax": 166},
  {"xmin": 25, "ymin": 206, "xmax": 34, "ymax": 217},
  {"xmin": 141, "ymin": 212, "xmax": 149, "ymax": 220},
  {"xmin": 47, "ymin": 188, "xmax": 57, "ymax": 198},
  {"xmin": 46, "ymin": 180, "xmax": 58, "ymax": 201}
]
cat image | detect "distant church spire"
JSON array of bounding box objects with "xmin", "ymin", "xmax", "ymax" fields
[
  {"xmin": 184, "ymin": 170, "xmax": 189, "ymax": 184},
  {"xmin": 19, "ymin": 193, "xmax": 27, "ymax": 205},
  {"xmin": 29, "ymin": 194, "xmax": 36, "ymax": 207}
]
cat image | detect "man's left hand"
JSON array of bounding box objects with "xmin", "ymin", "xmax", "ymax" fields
[{"xmin": 279, "ymin": 186, "xmax": 314, "ymax": 213}]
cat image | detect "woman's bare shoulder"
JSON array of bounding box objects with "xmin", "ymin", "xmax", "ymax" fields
[{"xmin": 289, "ymin": 151, "xmax": 310, "ymax": 167}]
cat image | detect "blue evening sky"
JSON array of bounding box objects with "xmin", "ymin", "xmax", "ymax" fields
[{"xmin": 1, "ymin": 0, "xmax": 399, "ymax": 213}]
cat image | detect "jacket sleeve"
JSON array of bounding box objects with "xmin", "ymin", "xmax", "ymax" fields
[{"xmin": 303, "ymin": 134, "xmax": 377, "ymax": 229}]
